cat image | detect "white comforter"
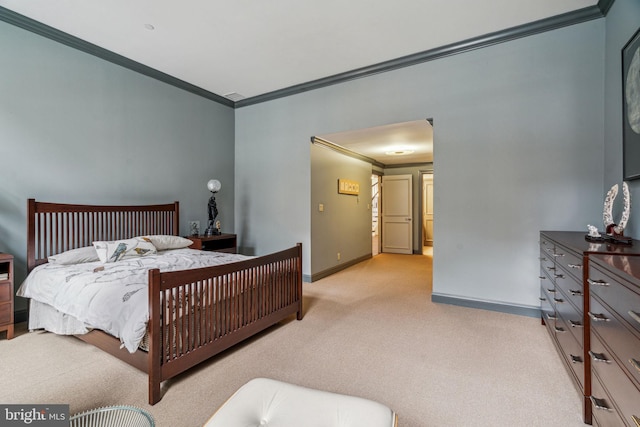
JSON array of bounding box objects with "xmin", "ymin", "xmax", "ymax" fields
[{"xmin": 17, "ymin": 249, "xmax": 251, "ymax": 353}]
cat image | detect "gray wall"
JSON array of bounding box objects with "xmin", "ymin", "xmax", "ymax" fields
[
  {"xmin": 1, "ymin": 8, "xmax": 623, "ymax": 315},
  {"xmin": 310, "ymin": 144, "xmax": 373, "ymax": 278},
  {"xmin": 0, "ymin": 21, "xmax": 236, "ymax": 311},
  {"xmin": 235, "ymin": 20, "xmax": 606, "ymax": 310},
  {"xmin": 604, "ymin": 0, "xmax": 640, "ymax": 238}
]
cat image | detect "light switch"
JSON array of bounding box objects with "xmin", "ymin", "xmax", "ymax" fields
[{"xmin": 318, "ymin": 203, "xmax": 324, "ymax": 212}]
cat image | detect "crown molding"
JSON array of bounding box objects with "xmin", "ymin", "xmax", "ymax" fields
[
  {"xmin": 0, "ymin": 6, "xmax": 235, "ymax": 108},
  {"xmin": 311, "ymin": 136, "xmax": 386, "ymax": 168},
  {"xmin": 236, "ymin": 5, "xmax": 605, "ymax": 107},
  {"xmin": 1, "ymin": 4, "xmax": 612, "ymax": 109},
  {"xmin": 598, "ymin": 0, "xmax": 615, "ymax": 15}
]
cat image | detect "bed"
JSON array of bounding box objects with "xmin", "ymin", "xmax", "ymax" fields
[{"xmin": 22, "ymin": 199, "xmax": 303, "ymax": 404}]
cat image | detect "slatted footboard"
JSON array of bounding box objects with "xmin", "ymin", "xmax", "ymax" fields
[{"xmin": 147, "ymin": 244, "xmax": 303, "ymax": 404}]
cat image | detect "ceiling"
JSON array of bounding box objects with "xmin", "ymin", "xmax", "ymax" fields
[
  {"xmin": 0, "ymin": 1, "xmax": 602, "ymax": 165},
  {"xmin": 0, "ymin": 0, "xmax": 599, "ymax": 104},
  {"xmin": 317, "ymin": 120, "xmax": 433, "ymax": 167}
]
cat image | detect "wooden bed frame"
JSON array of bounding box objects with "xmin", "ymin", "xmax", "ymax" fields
[{"xmin": 26, "ymin": 199, "xmax": 303, "ymax": 404}]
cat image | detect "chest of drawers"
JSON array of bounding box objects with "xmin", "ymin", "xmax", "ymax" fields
[
  {"xmin": 539, "ymin": 231, "xmax": 640, "ymax": 424},
  {"xmin": 587, "ymin": 255, "xmax": 640, "ymax": 427},
  {"xmin": 0, "ymin": 253, "xmax": 14, "ymax": 340}
]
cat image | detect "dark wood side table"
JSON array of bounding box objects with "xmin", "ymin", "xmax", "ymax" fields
[
  {"xmin": 0, "ymin": 253, "xmax": 14, "ymax": 340},
  {"xmin": 188, "ymin": 234, "xmax": 237, "ymax": 253}
]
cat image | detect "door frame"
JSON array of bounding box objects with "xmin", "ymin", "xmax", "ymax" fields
[{"xmin": 419, "ymin": 169, "xmax": 434, "ymax": 250}]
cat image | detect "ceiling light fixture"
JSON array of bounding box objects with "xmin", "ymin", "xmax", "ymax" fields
[{"xmin": 385, "ymin": 150, "xmax": 414, "ymax": 156}]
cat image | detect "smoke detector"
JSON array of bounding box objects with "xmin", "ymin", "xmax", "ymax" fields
[{"xmin": 224, "ymin": 92, "xmax": 245, "ymax": 102}]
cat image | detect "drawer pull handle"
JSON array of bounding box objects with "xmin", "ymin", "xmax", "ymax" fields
[
  {"xmin": 539, "ymin": 276, "xmax": 546, "ymax": 280},
  {"xmin": 554, "ymin": 326, "xmax": 565, "ymax": 333},
  {"xmin": 553, "ymin": 298, "xmax": 564, "ymax": 303},
  {"xmin": 630, "ymin": 358, "xmax": 640, "ymax": 373},
  {"xmin": 569, "ymin": 289, "xmax": 583, "ymax": 296},
  {"xmin": 587, "ymin": 278, "xmax": 610, "ymax": 287},
  {"xmin": 569, "ymin": 320, "xmax": 583, "ymax": 328},
  {"xmin": 546, "ymin": 314, "xmax": 557, "ymax": 320},
  {"xmin": 632, "ymin": 415, "xmax": 640, "ymax": 427},
  {"xmin": 567, "ymin": 263, "xmax": 582, "ymax": 269},
  {"xmin": 554, "ymin": 274, "xmax": 565, "ymax": 279},
  {"xmin": 538, "ymin": 257, "xmax": 547, "ymax": 261},
  {"xmin": 570, "ymin": 354, "xmax": 582, "ymax": 364},
  {"xmin": 589, "ymin": 350, "xmax": 611, "ymax": 363},
  {"xmin": 547, "ymin": 288, "xmax": 556, "ymax": 293},
  {"xmin": 629, "ymin": 310, "xmax": 640, "ymax": 325},
  {"xmin": 539, "ymin": 297, "xmax": 546, "ymax": 302},
  {"xmin": 588, "ymin": 312, "xmax": 610, "ymax": 322},
  {"xmin": 590, "ymin": 396, "xmax": 612, "ymax": 411},
  {"xmin": 547, "ymin": 266, "xmax": 556, "ymax": 271},
  {"xmin": 552, "ymin": 253, "xmax": 565, "ymax": 258}
]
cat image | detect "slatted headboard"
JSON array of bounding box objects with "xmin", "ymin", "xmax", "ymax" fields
[{"xmin": 27, "ymin": 199, "xmax": 180, "ymax": 272}]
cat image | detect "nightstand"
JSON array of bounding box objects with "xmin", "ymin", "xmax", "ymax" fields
[
  {"xmin": 0, "ymin": 253, "xmax": 14, "ymax": 340},
  {"xmin": 188, "ymin": 234, "xmax": 237, "ymax": 253}
]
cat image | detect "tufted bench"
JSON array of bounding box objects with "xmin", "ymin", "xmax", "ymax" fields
[{"xmin": 204, "ymin": 378, "xmax": 398, "ymax": 427}]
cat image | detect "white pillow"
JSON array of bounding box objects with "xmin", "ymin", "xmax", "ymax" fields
[
  {"xmin": 48, "ymin": 246, "xmax": 100, "ymax": 265},
  {"xmin": 93, "ymin": 237, "xmax": 157, "ymax": 263},
  {"xmin": 143, "ymin": 235, "xmax": 193, "ymax": 251}
]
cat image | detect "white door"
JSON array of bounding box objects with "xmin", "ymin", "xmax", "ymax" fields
[{"xmin": 382, "ymin": 174, "xmax": 413, "ymax": 254}]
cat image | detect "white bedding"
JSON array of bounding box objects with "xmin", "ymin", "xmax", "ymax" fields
[{"xmin": 17, "ymin": 249, "xmax": 252, "ymax": 352}]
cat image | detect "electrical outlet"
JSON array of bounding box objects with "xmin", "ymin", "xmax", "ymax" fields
[{"xmin": 189, "ymin": 221, "xmax": 200, "ymax": 236}]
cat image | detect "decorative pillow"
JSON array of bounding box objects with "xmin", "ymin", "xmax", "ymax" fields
[
  {"xmin": 143, "ymin": 235, "xmax": 193, "ymax": 251},
  {"xmin": 48, "ymin": 246, "xmax": 100, "ymax": 265},
  {"xmin": 93, "ymin": 237, "xmax": 157, "ymax": 263}
]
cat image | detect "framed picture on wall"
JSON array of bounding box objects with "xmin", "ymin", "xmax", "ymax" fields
[{"xmin": 622, "ymin": 27, "xmax": 640, "ymax": 180}]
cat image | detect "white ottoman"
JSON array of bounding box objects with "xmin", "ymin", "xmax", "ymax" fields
[{"xmin": 204, "ymin": 378, "xmax": 398, "ymax": 427}]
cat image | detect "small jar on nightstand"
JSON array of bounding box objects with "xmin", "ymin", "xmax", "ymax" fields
[{"xmin": 0, "ymin": 253, "xmax": 14, "ymax": 340}]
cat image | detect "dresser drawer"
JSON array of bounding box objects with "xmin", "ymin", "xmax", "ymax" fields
[
  {"xmin": 0, "ymin": 282, "xmax": 11, "ymax": 303},
  {"xmin": 589, "ymin": 262, "xmax": 640, "ymax": 337},
  {"xmin": 590, "ymin": 369, "xmax": 626, "ymax": 427},
  {"xmin": 553, "ymin": 243, "xmax": 584, "ymax": 282},
  {"xmin": 539, "ymin": 248, "xmax": 556, "ymax": 274},
  {"xmin": 555, "ymin": 288, "xmax": 584, "ymax": 347},
  {"xmin": 0, "ymin": 303, "xmax": 10, "ymax": 325},
  {"xmin": 590, "ymin": 296, "xmax": 640, "ymax": 387},
  {"xmin": 540, "ymin": 286, "xmax": 556, "ymax": 334},
  {"xmin": 555, "ymin": 272, "xmax": 584, "ymax": 314},
  {"xmin": 540, "ymin": 268, "xmax": 557, "ymax": 299},
  {"xmin": 590, "ymin": 332, "xmax": 640, "ymax": 426},
  {"xmin": 539, "ymin": 236, "xmax": 555, "ymax": 254},
  {"xmin": 556, "ymin": 313, "xmax": 585, "ymax": 388}
]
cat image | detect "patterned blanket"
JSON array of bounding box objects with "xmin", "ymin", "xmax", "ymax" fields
[{"xmin": 17, "ymin": 249, "xmax": 251, "ymax": 352}]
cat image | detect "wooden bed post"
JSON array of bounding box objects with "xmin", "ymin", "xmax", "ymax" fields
[
  {"xmin": 296, "ymin": 243, "xmax": 303, "ymax": 321},
  {"xmin": 173, "ymin": 201, "xmax": 179, "ymax": 236},
  {"xmin": 148, "ymin": 268, "xmax": 162, "ymax": 405},
  {"xmin": 27, "ymin": 199, "xmax": 36, "ymax": 272}
]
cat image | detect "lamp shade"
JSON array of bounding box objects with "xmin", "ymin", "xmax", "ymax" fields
[{"xmin": 207, "ymin": 179, "xmax": 221, "ymax": 193}]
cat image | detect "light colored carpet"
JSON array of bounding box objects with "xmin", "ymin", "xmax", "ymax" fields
[{"xmin": 0, "ymin": 253, "xmax": 585, "ymax": 426}]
